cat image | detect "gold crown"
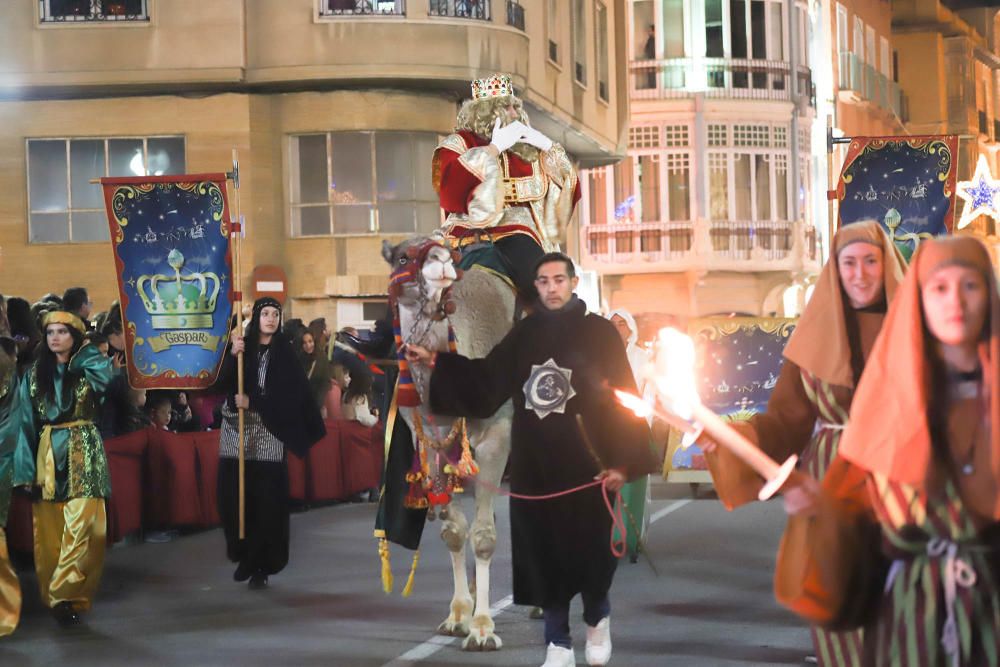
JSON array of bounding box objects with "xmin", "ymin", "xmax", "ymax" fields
[
  {"xmin": 471, "ymin": 73, "xmax": 514, "ymax": 100},
  {"xmin": 137, "ymin": 249, "xmax": 220, "ymax": 330}
]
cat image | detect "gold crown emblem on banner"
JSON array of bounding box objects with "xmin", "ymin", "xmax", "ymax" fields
[
  {"xmin": 137, "ymin": 249, "xmax": 220, "ymax": 330},
  {"xmin": 471, "ymin": 73, "xmax": 514, "ymax": 100}
]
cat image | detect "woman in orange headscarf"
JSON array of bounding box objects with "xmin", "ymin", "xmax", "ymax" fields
[
  {"xmin": 703, "ymin": 220, "xmax": 907, "ymax": 666},
  {"xmin": 777, "ymin": 235, "xmax": 1000, "ymax": 665}
]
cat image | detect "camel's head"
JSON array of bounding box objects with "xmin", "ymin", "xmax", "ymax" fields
[{"xmin": 382, "ymin": 235, "xmax": 462, "ymax": 318}]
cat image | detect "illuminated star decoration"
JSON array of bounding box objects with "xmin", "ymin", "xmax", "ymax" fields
[{"xmin": 956, "ymin": 154, "xmax": 1000, "ymax": 230}]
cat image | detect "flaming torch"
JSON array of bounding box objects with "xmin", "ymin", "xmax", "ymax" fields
[{"xmin": 616, "ymin": 327, "xmax": 797, "ymax": 501}]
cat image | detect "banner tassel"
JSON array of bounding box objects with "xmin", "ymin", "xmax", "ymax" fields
[
  {"xmin": 379, "ymin": 538, "xmax": 393, "ymax": 594},
  {"xmin": 402, "ymin": 550, "xmax": 420, "ymax": 598}
]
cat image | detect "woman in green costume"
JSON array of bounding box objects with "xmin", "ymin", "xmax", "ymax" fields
[
  {"xmin": 13, "ymin": 310, "xmax": 114, "ymax": 627},
  {"xmin": 0, "ymin": 298, "xmax": 21, "ymax": 637}
]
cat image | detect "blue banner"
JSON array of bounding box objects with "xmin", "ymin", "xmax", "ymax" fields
[
  {"xmin": 837, "ymin": 136, "xmax": 958, "ymax": 258},
  {"xmin": 671, "ymin": 317, "xmax": 796, "ymax": 471},
  {"xmin": 102, "ymin": 174, "xmax": 233, "ymax": 389}
]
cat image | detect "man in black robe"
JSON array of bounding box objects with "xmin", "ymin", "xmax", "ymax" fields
[
  {"xmin": 406, "ymin": 253, "xmax": 658, "ymax": 667},
  {"xmin": 218, "ymin": 297, "xmax": 325, "ymax": 589}
]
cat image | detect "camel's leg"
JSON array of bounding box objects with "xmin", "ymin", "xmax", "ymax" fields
[
  {"xmin": 437, "ymin": 500, "xmax": 474, "ymax": 637},
  {"xmin": 462, "ymin": 416, "xmax": 510, "ymax": 652}
]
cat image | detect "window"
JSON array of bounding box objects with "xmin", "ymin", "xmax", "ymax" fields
[
  {"xmin": 506, "ymin": 0, "xmax": 524, "ymax": 30},
  {"xmin": 572, "ymin": 0, "xmax": 587, "ymax": 85},
  {"xmin": 596, "ymin": 2, "xmax": 609, "ymax": 101},
  {"xmin": 39, "ymin": 0, "xmax": 148, "ymax": 22},
  {"xmin": 547, "ymin": 0, "xmax": 559, "ymax": 63},
  {"xmin": 705, "ymin": 0, "xmax": 724, "ymax": 58},
  {"xmin": 663, "ymin": 0, "xmax": 684, "ymax": 57},
  {"xmin": 835, "ymin": 4, "xmax": 848, "ymax": 53},
  {"xmin": 289, "ymin": 131, "xmax": 439, "ymax": 237},
  {"xmin": 708, "ymin": 124, "xmax": 728, "ymax": 147},
  {"xmin": 662, "ymin": 125, "xmax": 690, "ymax": 147},
  {"xmin": 428, "ymin": 0, "xmax": 490, "ymax": 20},
  {"xmin": 666, "ymin": 154, "xmax": 690, "ymax": 221},
  {"xmin": 27, "ymin": 136, "xmax": 184, "ymax": 244},
  {"xmin": 704, "ymin": 121, "xmax": 792, "ymax": 223},
  {"xmin": 880, "ymin": 36, "xmax": 891, "ymax": 78},
  {"xmin": 629, "ymin": 125, "xmax": 660, "ymax": 149},
  {"xmin": 587, "ymin": 168, "xmax": 609, "ymax": 226},
  {"xmin": 709, "ymin": 152, "xmax": 729, "ymax": 219},
  {"xmin": 865, "ymin": 26, "xmax": 876, "ymax": 67},
  {"xmin": 638, "ymin": 155, "xmax": 660, "ymax": 222},
  {"xmin": 319, "ymin": 1, "xmax": 405, "ymax": 16},
  {"xmin": 796, "ymin": 5, "xmax": 808, "ymax": 66},
  {"xmin": 853, "ymin": 17, "xmax": 864, "ymax": 61}
]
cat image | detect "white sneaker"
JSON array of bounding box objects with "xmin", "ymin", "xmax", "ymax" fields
[
  {"xmin": 585, "ymin": 617, "xmax": 612, "ymax": 666},
  {"xmin": 541, "ymin": 642, "xmax": 575, "ymax": 667}
]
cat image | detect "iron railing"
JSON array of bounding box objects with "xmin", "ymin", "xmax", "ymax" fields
[
  {"xmin": 429, "ymin": 0, "xmax": 490, "ymax": 20},
  {"xmin": 584, "ymin": 220, "xmax": 812, "ymax": 265},
  {"xmin": 39, "ymin": 0, "xmax": 148, "ymax": 21},
  {"xmin": 629, "ymin": 57, "xmax": 813, "ymax": 105},
  {"xmin": 320, "ymin": 0, "xmax": 406, "ymax": 16}
]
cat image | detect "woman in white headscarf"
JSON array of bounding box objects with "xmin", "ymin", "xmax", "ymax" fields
[{"xmin": 608, "ymin": 309, "xmax": 655, "ymax": 562}]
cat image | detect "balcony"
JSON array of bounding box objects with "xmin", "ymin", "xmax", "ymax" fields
[
  {"xmin": 838, "ymin": 52, "xmax": 907, "ymax": 121},
  {"xmin": 319, "ymin": 0, "xmax": 406, "ymax": 16},
  {"xmin": 629, "ymin": 58, "xmax": 813, "ymax": 104},
  {"xmin": 581, "ymin": 220, "xmax": 819, "ymax": 274},
  {"xmin": 428, "ymin": 0, "xmax": 490, "ymax": 20}
]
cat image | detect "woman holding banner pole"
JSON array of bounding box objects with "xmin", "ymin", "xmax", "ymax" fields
[
  {"xmin": 700, "ymin": 220, "xmax": 907, "ymax": 666},
  {"xmin": 217, "ymin": 297, "xmax": 324, "ymax": 590},
  {"xmin": 12, "ymin": 311, "xmax": 114, "ymax": 627}
]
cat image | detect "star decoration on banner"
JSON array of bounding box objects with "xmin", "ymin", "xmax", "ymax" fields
[{"xmin": 956, "ymin": 154, "xmax": 1000, "ymax": 230}]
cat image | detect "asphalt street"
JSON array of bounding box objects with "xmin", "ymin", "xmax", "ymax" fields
[{"xmin": 0, "ymin": 483, "xmax": 811, "ymax": 666}]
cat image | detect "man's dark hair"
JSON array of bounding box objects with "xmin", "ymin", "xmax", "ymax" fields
[
  {"xmin": 62, "ymin": 287, "xmax": 89, "ymax": 314},
  {"xmin": 533, "ymin": 252, "xmax": 576, "ymax": 280}
]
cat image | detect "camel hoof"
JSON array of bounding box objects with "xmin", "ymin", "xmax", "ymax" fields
[
  {"xmin": 462, "ymin": 632, "xmax": 502, "ymax": 652},
  {"xmin": 437, "ymin": 620, "xmax": 470, "ymax": 638}
]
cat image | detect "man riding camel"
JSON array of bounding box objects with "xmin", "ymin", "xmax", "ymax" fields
[{"xmin": 433, "ymin": 72, "xmax": 580, "ymax": 301}]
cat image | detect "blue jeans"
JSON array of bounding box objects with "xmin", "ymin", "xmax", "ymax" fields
[{"xmin": 543, "ymin": 593, "xmax": 610, "ymax": 649}]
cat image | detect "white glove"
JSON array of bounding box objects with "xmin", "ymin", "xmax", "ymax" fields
[
  {"xmin": 490, "ymin": 118, "xmax": 528, "ymax": 153},
  {"xmin": 519, "ymin": 126, "xmax": 554, "ymax": 152}
]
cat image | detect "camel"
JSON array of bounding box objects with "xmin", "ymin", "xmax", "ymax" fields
[{"xmin": 381, "ymin": 233, "xmax": 515, "ymax": 651}]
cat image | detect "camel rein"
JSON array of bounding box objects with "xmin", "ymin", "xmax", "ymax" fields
[{"xmin": 475, "ymin": 477, "xmax": 628, "ymax": 559}]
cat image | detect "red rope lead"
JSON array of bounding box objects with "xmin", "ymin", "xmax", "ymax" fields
[{"xmin": 475, "ymin": 478, "xmax": 627, "ymax": 559}]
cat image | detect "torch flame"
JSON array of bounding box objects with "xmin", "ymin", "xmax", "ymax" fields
[
  {"xmin": 651, "ymin": 327, "xmax": 700, "ymax": 421},
  {"xmin": 614, "ymin": 389, "xmax": 652, "ymax": 418}
]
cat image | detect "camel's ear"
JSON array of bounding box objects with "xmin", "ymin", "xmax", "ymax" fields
[{"xmin": 381, "ymin": 240, "xmax": 395, "ymax": 264}]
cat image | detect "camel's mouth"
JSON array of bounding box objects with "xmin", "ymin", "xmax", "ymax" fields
[{"xmin": 424, "ymin": 276, "xmax": 455, "ymax": 290}]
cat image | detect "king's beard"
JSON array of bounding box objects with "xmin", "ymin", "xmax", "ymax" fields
[{"xmin": 506, "ymin": 141, "xmax": 541, "ymax": 163}]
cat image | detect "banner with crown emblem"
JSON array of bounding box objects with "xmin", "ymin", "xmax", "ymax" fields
[
  {"xmin": 836, "ymin": 135, "xmax": 958, "ymax": 259},
  {"xmin": 101, "ymin": 174, "xmax": 233, "ymax": 389}
]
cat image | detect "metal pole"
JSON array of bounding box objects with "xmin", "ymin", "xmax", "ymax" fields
[{"xmin": 229, "ymin": 148, "xmax": 246, "ymax": 540}]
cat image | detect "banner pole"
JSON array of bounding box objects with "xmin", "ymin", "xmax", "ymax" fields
[{"xmin": 230, "ymin": 148, "xmax": 247, "ymax": 541}]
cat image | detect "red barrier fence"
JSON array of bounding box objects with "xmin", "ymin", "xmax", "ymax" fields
[{"xmin": 4, "ymin": 420, "xmax": 383, "ymax": 552}]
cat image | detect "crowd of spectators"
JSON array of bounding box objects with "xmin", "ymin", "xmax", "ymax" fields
[{"xmin": 1, "ymin": 288, "xmax": 385, "ymax": 442}]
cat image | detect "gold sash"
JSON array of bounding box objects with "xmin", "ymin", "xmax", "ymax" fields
[{"xmin": 36, "ymin": 420, "xmax": 89, "ymax": 500}]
